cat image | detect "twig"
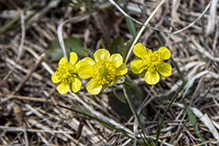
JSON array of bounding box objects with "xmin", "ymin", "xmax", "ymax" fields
[
  {"xmin": 5, "ymin": 57, "xmax": 43, "ymax": 80},
  {"xmin": 11, "ymin": 53, "xmax": 45, "ymax": 94},
  {"xmin": 0, "ymin": 125, "xmax": 73, "ymax": 134},
  {"xmin": 16, "ymin": 10, "xmax": 25, "ymax": 62},
  {"xmin": 0, "ymin": 95, "xmax": 51, "ymax": 104},
  {"xmin": 23, "ymin": 123, "xmax": 29, "ymax": 146},
  {"xmin": 25, "ymin": 47, "xmax": 54, "ymax": 75}
]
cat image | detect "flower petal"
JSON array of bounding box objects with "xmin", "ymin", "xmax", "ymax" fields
[
  {"xmin": 57, "ymin": 83, "xmax": 69, "ymax": 94},
  {"xmin": 109, "ymin": 53, "xmax": 123, "ymax": 68},
  {"xmin": 75, "ymin": 60, "xmax": 82, "ymax": 71},
  {"xmin": 86, "ymin": 79, "xmax": 102, "ymax": 95},
  {"xmin": 51, "ymin": 72, "xmax": 61, "ymax": 83},
  {"xmin": 157, "ymin": 62, "xmax": 172, "ymax": 77},
  {"xmin": 81, "ymin": 57, "xmax": 95, "ymax": 66},
  {"xmin": 115, "ymin": 63, "xmax": 128, "ymax": 76},
  {"xmin": 59, "ymin": 57, "xmax": 68, "ymax": 66},
  {"xmin": 157, "ymin": 47, "xmax": 171, "ymax": 60},
  {"xmin": 130, "ymin": 60, "xmax": 145, "ymax": 74},
  {"xmin": 94, "ymin": 49, "xmax": 110, "ymax": 62},
  {"xmin": 71, "ymin": 78, "xmax": 81, "ymax": 92},
  {"xmin": 133, "ymin": 43, "xmax": 148, "ymax": 59},
  {"xmin": 78, "ymin": 64, "xmax": 94, "ymax": 79},
  {"xmin": 69, "ymin": 52, "xmax": 78, "ymax": 65},
  {"xmin": 78, "ymin": 57, "xmax": 95, "ymax": 79},
  {"xmin": 144, "ymin": 68, "xmax": 160, "ymax": 85}
]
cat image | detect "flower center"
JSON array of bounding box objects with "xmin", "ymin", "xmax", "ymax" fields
[
  {"xmin": 151, "ymin": 56, "xmax": 158, "ymax": 62},
  {"xmin": 99, "ymin": 66, "xmax": 108, "ymax": 77},
  {"xmin": 60, "ymin": 68, "xmax": 66, "ymax": 74},
  {"xmin": 56, "ymin": 63, "xmax": 77, "ymax": 85},
  {"xmin": 147, "ymin": 52, "xmax": 162, "ymax": 66},
  {"xmin": 93, "ymin": 61, "xmax": 116, "ymax": 86},
  {"xmin": 58, "ymin": 65, "xmax": 69, "ymax": 79}
]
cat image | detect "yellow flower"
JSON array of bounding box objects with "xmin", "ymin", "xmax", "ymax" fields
[
  {"xmin": 130, "ymin": 43, "xmax": 172, "ymax": 85},
  {"xmin": 78, "ymin": 49, "xmax": 128, "ymax": 95},
  {"xmin": 51, "ymin": 52, "xmax": 81, "ymax": 94}
]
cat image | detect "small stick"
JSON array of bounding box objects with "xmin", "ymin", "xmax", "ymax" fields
[
  {"xmin": 11, "ymin": 53, "xmax": 45, "ymax": 95},
  {"xmin": 16, "ymin": 10, "xmax": 25, "ymax": 62},
  {"xmin": 0, "ymin": 95, "xmax": 52, "ymax": 104}
]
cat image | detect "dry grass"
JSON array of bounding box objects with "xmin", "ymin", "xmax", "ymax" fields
[{"xmin": 0, "ymin": 0, "xmax": 219, "ymax": 145}]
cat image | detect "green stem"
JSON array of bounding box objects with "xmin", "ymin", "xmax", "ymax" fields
[{"xmin": 155, "ymin": 86, "xmax": 182, "ymax": 145}]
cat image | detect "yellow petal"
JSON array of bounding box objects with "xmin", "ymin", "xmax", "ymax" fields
[
  {"xmin": 78, "ymin": 64, "xmax": 94, "ymax": 79},
  {"xmin": 71, "ymin": 78, "xmax": 81, "ymax": 92},
  {"xmin": 94, "ymin": 49, "xmax": 110, "ymax": 62},
  {"xmin": 157, "ymin": 62, "xmax": 172, "ymax": 77},
  {"xmin": 75, "ymin": 60, "xmax": 82, "ymax": 71},
  {"xmin": 59, "ymin": 57, "xmax": 68, "ymax": 66},
  {"xmin": 133, "ymin": 43, "xmax": 148, "ymax": 58},
  {"xmin": 86, "ymin": 79, "xmax": 102, "ymax": 95},
  {"xmin": 115, "ymin": 63, "xmax": 128, "ymax": 76},
  {"xmin": 144, "ymin": 68, "xmax": 160, "ymax": 85},
  {"xmin": 78, "ymin": 57, "xmax": 95, "ymax": 79},
  {"xmin": 130, "ymin": 60, "xmax": 145, "ymax": 74},
  {"xmin": 51, "ymin": 72, "xmax": 61, "ymax": 83},
  {"xmin": 69, "ymin": 52, "xmax": 78, "ymax": 65},
  {"xmin": 109, "ymin": 53, "xmax": 123, "ymax": 68},
  {"xmin": 57, "ymin": 83, "xmax": 69, "ymax": 94},
  {"xmin": 157, "ymin": 47, "xmax": 171, "ymax": 60},
  {"xmin": 81, "ymin": 57, "xmax": 95, "ymax": 66}
]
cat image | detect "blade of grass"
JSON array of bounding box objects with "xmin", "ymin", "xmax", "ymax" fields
[
  {"xmin": 169, "ymin": 118, "xmax": 189, "ymax": 144},
  {"xmin": 170, "ymin": 57, "xmax": 186, "ymax": 84},
  {"xmin": 0, "ymin": 4, "xmax": 35, "ymax": 34},
  {"xmin": 183, "ymin": 100, "xmax": 205, "ymax": 144},
  {"xmin": 196, "ymin": 74, "xmax": 219, "ymax": 107},
  {"xmin": 81, "ymin": 48, "xmax": 94, "ymax": 58},
  {"xmin": 201, "ymin": 7, "xmax": 207, "ymax": 51},
  {"xmin": 122, "ymin": 85, "xmax": 152, "ymax": 145},
  {"xmin": 58, "ymin": 104, "xmax": 144, "ymax": 145},
  {"xmin": 60, "ymin": 95, "xmax": 90, "ymax": 115},
  {"xmin": 155, "ymin": 85, "xmax": 182, "ymax": 145},
  {"xmin": 101, "ymin": 38, "xmax": 106, "ymax": 49},
  {"xmin": 211, "ymin": 60, "xmax": 219, "ymax": 71},
  {"xmin": 123, "ymin": 0, "xmax": 137, "ymax": 38}
]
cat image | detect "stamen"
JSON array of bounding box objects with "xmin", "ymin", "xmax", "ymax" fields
[
  {"xmin": 99, "ymin": 67, "xmax": 108, "ymax": 77},
  {"xmin": 151, "ymin": 56, "xmax": 158, "ymax": 62}
]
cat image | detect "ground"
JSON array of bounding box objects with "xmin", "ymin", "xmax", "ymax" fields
[{"xmin": 0, "ymin": 0, "xmax": 219, "ymax": 145}]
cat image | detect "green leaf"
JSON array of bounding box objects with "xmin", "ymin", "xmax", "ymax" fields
[
  {"xmin": 108, "ymin": 89, "xmax": 133, "ymax": 119},
  {"xmin": 108, "ymin": 36, "xmax": 133, "ymax": 60},
  {"xmin": 46, "ymin": 36, "xmax": 87, "ymax": 62},
  {"xmin": 108, "ymin": 75, "xmax": 143, "ymax": 119}
]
